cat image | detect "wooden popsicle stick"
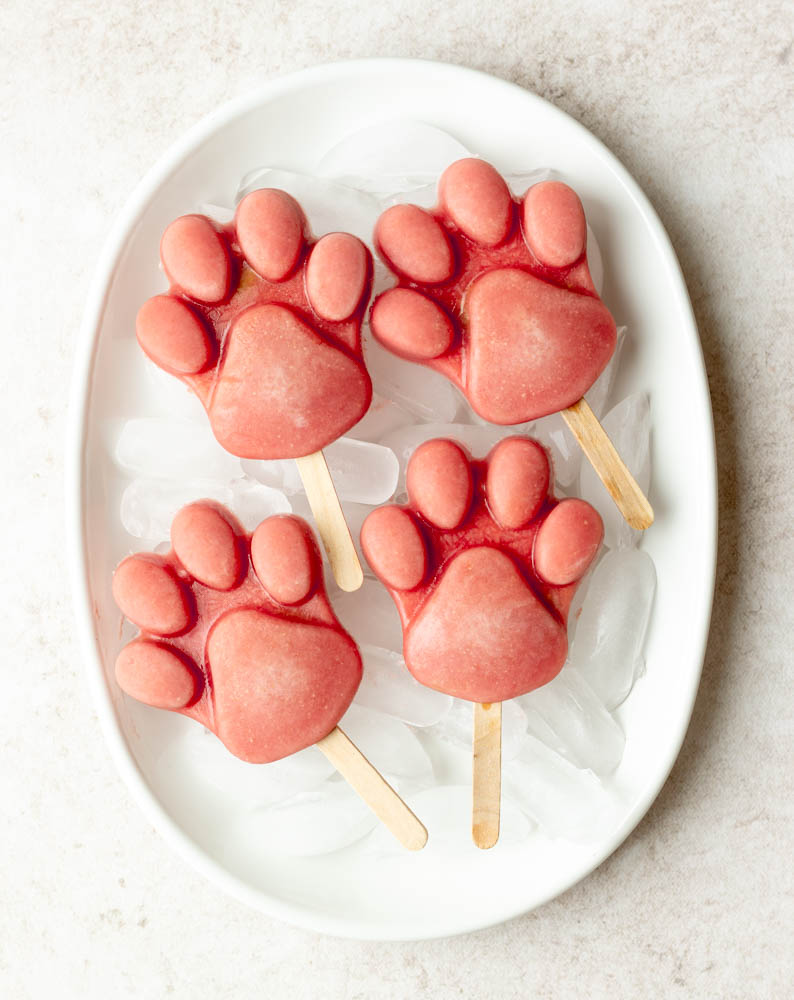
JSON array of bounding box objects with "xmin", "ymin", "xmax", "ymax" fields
[
  {"xmin": 562, "ymin": 398, "xmax": 654, "ymax": 531},
  {"xmin": 317, "ymin": 726, "xmax": 428, "ymax": 851},
  {"xmin": 295, "ymin": 451, "xmax": 364, "ymax": 592},
  {"xmin": 472, "ymin": 702, "xmax": 502, "ymax": 849}
]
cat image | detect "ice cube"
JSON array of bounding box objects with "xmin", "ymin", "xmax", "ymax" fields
[
  {"xmin": 578, "ymin": 393, "xmax": 651, "ymax": 549},
  {"xmin": 142, "ymin": 358, "xmax": 209, "ymax": 422},
  {"xmin": 585, "ymin": 326, "xmax": 626, "ymax": 419},
  {"xmin": 322, "ymin": 437, "xmax": 399, "ymax": 504},
  {"xmin": 368, "ymin": 261, "xmax": 398, "ymax": 305},
  {"xmin": 115, "ymin": 417, "xmax": 243, "ymax": 481},
  {"xmin": 235, "ymin": 168, "xmax": 381, "ymax": 245},
  {"xmin": 243, "ymin": 437, "xmax": 398, "ymax": 506},
  {"xmin": 532, "ymin": 326, "xmax": 625, "ymax": 488},
  {"xmin": 240, "ymin": 457, "xmax": 297, "ymax": 493},
  {"xmin": 532, "ymin": 412, "xmax": 581, "ymax": 488},
  {"xmin": 198, "ymin": 201, "xmax": 235, "ymax": 225},
  {"xmin": 339, "ymin": 501, "xmax": 371, "ymax": 565},
  {"xmin": 363, "ymin": 784, "xmax": 532, "ymax": 857},
  {"xmin": 317, "ymin": 120, "xmax": 470, "ymax": 193},
  {"xmin": 156, "ymin": 723, "xmax": 334, "ymax": 806},
  {"xmin": 355, "ymin": 644, "xmax": 452, "ymax": 727},
  {"xmin": 331, "ymin": 577, "xmax": 405, "ymax": 653},
  {"xmin": 120, "ymin": 478, "xmax": 291, "ymax": 541},
  {"xmin": 364, "ymin": 335, "xmax": 460, "ymax": 423},
  {"xmin": 347, "ymin": 394, "xmax": 415, "ymax": 443},
  {"xmin": 503, "ymin": 168, "xmax": 553, "ymax": 192},
  {"xmin": 339, "ymin": 704, "xmax": 434, "ymax": 789},
  {"xmin": 570, "ymin": 548, "xmax": 657, "ymax": 709},
  {"xmin": 121, "ymin": 478, "xmax": 232, "ymax": 541},
  {"xmin": 109, "ymin": 339, "xmax": 208, "ymax": 421},
  {"xmin": 225, "ymin": 481, "xmax": 292, "ymax": 531},
  {"xmin": 503, "ymin": 735, "xmax": 611, "ymax": 842},
  {"xmin": 224, "ymin": 779, "xmax": 376, "ymax": 857},
  {"xmin": 566, "ymin": 559, "xmax": 596, "ymax": 645},
  {"xmin": 282, "ymin": 494, "xmax": 365, "ymax": 573},
  {"xmin": 519, "ymin": 667, "xmax": 626, "ymax": 775},
  {"xmin": 586, "ymin": 223, "xmax": 604, "ymax": 297},
  {"xmin": 388, "ymin": 181, "xmax": 440, "ymax": 210},
  {"xmin": 431, "ymin": 698, "xmax": 528, "ymax": 762},
  {"xmin": 381, "ymin": 422, "xmax": 511, "ymax": 493}
]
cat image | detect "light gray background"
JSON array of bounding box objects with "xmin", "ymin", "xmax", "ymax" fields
[{"xmin": 2, "ymin": 1, "xmax": 792, "ymax": 997}]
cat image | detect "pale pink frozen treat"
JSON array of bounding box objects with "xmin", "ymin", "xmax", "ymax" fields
[
  {"xmin": 371, "ymin": 158, "xmax": 616, "ymax": 424},
  {"xmin": 136, "ymin": 192, "xmax": 373, "ymax": 459},
  {"xmin": 361, "ymin": 437, "xmax": 602, "ymax": 703},
  {"xmin": 112, "ymin": 504, "xmax": 362, "ymax": 763}
]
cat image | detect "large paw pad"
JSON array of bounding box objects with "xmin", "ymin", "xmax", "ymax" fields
[
  {"xmin": 112, "ymin": 503, "xmax": 362, "ymax": 763},
  {"xmin": 361, "ymin": 438, "xmax": 602, "ymax": 703},
  {"xmin": 371, "ymin": 159, "xmax": 617, "ymax": 424},
  {"xmin": 136, "ymin": 191, "xmax": 373, "ymax": 459}
]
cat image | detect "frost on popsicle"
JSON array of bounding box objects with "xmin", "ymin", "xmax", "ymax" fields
[{"xmin": 116, "ymin": 417, "xmax": 243, "ymax": 481}]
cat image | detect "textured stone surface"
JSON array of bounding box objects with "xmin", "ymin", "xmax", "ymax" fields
[{"xmin": 1, "ymin": 0, "xmax": 792, "ymax": 996}]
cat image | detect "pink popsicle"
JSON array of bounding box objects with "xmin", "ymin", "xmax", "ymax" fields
[
  {"xmin": 361, "ymin": 435, "xmax": 602, "ymax": 848},
  {"xmin": 113, "ymin": 503, "xmax": 361, "ymax": 762},
  {"xmin": 112, "ymin": 502, "xmax": 427, "ymax": 849},
  {"xmin": 369, "ymin": 159, "xmax": 653, "ymax": 534},
  {"xmin": 361, "ymin": 436, "xmax": 602, "ymax": 704},
  {"xmin": 138, "ymin": 194, "xmax": 373, "ymax": 460}
]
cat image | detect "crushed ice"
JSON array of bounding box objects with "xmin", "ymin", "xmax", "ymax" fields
[{"xmin": 112, "ymin": 120, "xmax": 656, "ymax": 855}]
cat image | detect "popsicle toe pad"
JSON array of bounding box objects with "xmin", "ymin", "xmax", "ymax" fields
[
  {"xmin": 137, "ymin": 192, "xmax": 373, "ymax": 459},
  {"xmin": 361, "ymin": 438, "xmax": 603, "ymax": 703},
  {"xmin": 113, "ymin": 504, "xmax": 362, "ymax": 763},
  {"xmin": 371, "ymin": 159, "xmax": 617, "ymax": 423}
]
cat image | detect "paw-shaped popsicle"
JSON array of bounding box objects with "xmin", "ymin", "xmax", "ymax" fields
[
  {"xmin": 371, "ymin": 159, "xmax": 616, "ymax": 424},
  {"xmin": 137, "ymin": 192, "xmax": 373, "ymax": 459},
  {"xmin": 113, "ymin": 503, "xmax": 362, "ymax": 762},
  {"xmin": 361, "ymin": 438, "xmax": 603, "ymax": 703}
]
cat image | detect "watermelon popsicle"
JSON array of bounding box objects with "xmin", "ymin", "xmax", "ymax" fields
[
  {"xmin": 136, "ymin": 189, "xmax": 374, "ymax": 591},
  {"xmin": 361, "ymin": 436, "xmax": 603, "ymax": 847},
  {"xmin": 370, "ymin": 157, "xmax": 653, "ymax": 532},
  {"xmin": 112, "ymin": 502, "xmax": 427, "ymax": 851}
]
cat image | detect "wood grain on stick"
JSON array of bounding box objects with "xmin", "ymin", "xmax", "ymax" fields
[
  {"xmin": 318, "ymin": 726, "xmax": 428, "ymax": 851},
  {"xmin": 295, "ymin": 451, "xmax": 364, "ymax": 592},
  {"xmin": 562, "ymin": 398, "xmax": 654, "ymax": 530},
  {"xmin": 472, "ymin": 701, "xmax": 502, "ymax": 849}
]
